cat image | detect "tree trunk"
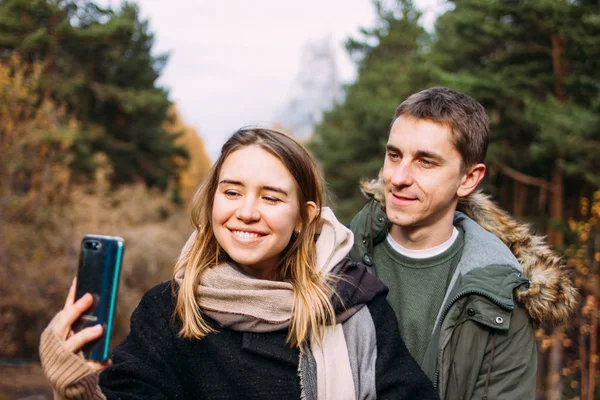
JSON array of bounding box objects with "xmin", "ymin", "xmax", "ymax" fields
[
  {"xmin": 547, "ymin": 30, "xmax": 566, "ymax": 248},
  {"xmin": 588, "ymin": 297, "xmax": 597, "ymax": 400},
  {"xmin": 536, "ymin": 340, "xmax": 547, "ymax": 400},
  {"xmin": 547, "ymin": 164, "xmax": 565, "ymax": 400},
  {"xmin": 548, "ymin": 327, "xmax": 565, "ymax": 400},
  {"xmin": 513, "ymin": 181, "xmax": 527, "ymax": 217},
  {"xmin": 587, "ymin": 222, "xmax": 600, "ymax": 400},
  {"xmin": 579, "ymin": 316, "xmax": 588, "ymax": 399},
  {"xmin": 548, "ymin": 163, "xmax": 565, "ymax": 248},
  {"xmin": 546, "ymin": 30, "xmax": 568, "ymax": 400},
  {"xmin": 550, "ymin": 34, "xmax": 567, "ymax": 104}
]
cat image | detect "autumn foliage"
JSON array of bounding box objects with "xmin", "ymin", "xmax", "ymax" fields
[{"xmin": 558, "ymin": 192, "xmax": 600, "ymax": 400}]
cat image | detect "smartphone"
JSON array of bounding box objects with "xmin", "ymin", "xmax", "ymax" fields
[{"xmin": 73, "ymin": 234, "xmax": 125, "ymax": 362}]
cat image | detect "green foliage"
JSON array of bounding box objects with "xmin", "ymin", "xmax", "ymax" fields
[
  {"xmin": 0, "ymin": 0, "xmax": 188, "ymax": 189},
  {"xmin": 431, "ymin": 0, "xmax": 600, "ymax": 195},
  {"xmin": 525, "ymin": 97, "xmax": 600, "ymax": 187},
  {"xmin": 313, "ymin": 0, "xmax": 600, "ymax": 224}
]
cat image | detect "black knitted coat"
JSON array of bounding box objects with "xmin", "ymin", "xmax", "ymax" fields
[{"xmin": 98, "ymin": 259, "xmax": 438, "ymax": 399}]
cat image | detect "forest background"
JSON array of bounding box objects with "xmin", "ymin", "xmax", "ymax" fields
[{"xmin": 0, "ymin": 0, "xmax": 599, "ymax": 399}]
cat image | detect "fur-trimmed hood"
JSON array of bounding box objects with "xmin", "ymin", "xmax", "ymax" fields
[{"xmin": 358, "ymin": 176, "xmax": 577, "ymax": 328}]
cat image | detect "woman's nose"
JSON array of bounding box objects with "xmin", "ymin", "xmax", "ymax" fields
[{"xmin": 235, "ymin": 198, "xmax": 260, "ymax": 222}]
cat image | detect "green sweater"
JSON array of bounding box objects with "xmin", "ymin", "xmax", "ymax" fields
[
  {"xmin": 372, "ymin": 228, "xmax": 465, "ymax": 364},
  {"xmin": 350, "ymin": 200, "xmax": 539, "ymax": 399}
]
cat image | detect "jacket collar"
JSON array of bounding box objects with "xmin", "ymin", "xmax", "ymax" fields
[{"xmin": 350, "ymin": 187, "xmax": 577, "ymax": 327}]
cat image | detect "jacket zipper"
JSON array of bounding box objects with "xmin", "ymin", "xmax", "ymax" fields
[{"xmin": 432, "ymin": 289, "xmax": 515, "ymax": 390}]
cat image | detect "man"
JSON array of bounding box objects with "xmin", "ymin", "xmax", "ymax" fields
[{"xmin": 349, "ymin": 87, "xmax": 577, "ymax": 399}]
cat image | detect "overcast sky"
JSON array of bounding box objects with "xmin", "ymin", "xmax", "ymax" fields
[{"xmin": 100, "ymin": 0, "xmax": 446, "ymax": 161}]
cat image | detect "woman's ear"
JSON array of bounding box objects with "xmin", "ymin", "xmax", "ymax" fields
[
  {"xmin": 306, "ymin": 201, "xmax": 318, "ymax": 224},
  {"xmin": 295, "ymin": 201, "xmax": 318, "ymax": 233}
]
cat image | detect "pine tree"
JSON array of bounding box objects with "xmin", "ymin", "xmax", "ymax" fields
[
  {"xmin": 431, "ymin": 0, "xmax": 600, "ymax": 246},
  {"xmin": 0, "ymin": 0, "xmax": 188, "ymax": 189}
]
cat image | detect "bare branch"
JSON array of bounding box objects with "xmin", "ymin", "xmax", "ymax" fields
[{"xmin": 494, "ymin": 163, "xmax": 552, "ymax": 192}]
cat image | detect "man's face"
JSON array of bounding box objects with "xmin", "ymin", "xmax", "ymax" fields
[{"xmin": 382, "ymin": 116, "xmax": 467, "ymax": 242}]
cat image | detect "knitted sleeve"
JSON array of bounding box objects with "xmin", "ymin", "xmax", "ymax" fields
[
  {"xmin": 40, "ymin": 282, "xmax": 184, "ymax": 400},
  {"xmin": 367, "ymin": 294, "xmax": 440, "ymax": 400},
  {"xmin": 39, "ymin": 328, "xmax": 106, "ymax": 400}
]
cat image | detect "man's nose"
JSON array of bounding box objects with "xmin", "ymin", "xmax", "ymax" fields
[{"xmin": 390, "ymin": 161, "xmax": 415, "ymax": 187}]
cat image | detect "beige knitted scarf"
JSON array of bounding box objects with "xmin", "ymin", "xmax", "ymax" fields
[{"xmin": 175, "ymin": 262, "xmax": 294, "ymax": 331}]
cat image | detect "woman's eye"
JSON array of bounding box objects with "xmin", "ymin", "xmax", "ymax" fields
[
  {"xmin": 264, "ymin": 196, "xmax": 280, "ymax": 204},
  {"xmin": 224, "ymin": 190, "xmax": 240, "ymax": 197}
]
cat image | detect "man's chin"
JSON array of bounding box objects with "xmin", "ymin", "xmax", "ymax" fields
[{"xmin": 386, "ymin": 211, "xmax": 418, "ymax": 227}]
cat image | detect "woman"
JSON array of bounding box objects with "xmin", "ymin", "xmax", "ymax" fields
[{"xmin": 40, "ymin": 128, "xmax": 437, "ymax": 399}]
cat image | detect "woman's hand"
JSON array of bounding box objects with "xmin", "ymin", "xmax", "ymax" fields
[{"xmin": 47, "ymin": 278, "xmax": 112, "ymax": 372}]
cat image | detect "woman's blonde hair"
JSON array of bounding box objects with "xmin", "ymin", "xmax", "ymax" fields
[{"xmin": 173, "ymin": 127, "xmax": 335, "ymax": 347}]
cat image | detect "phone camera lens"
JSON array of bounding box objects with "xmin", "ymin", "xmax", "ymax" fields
[{"xmin": 84, "ymin": 241, "xmax": 102, "ymax": 250}]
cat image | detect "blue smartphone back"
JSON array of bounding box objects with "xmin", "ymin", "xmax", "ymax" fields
[{"xmin": 73, "ymin": 234, "xmax": 124, "ymax": 362}]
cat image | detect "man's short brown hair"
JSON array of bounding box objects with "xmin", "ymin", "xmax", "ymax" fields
[{"xmin": 393, "ymin": 87, "xmax": 489, "ymax": 170}]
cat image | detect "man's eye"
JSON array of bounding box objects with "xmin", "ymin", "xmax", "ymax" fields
[
  {"xmin": 388, "ymin": 152, "xmax": 400, "ymax": 160},
  {"xmin": 419, "ymin": 159, "xmax": 435, "ymax": 167}
]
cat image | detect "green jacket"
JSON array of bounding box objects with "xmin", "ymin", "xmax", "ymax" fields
[{"xmin": 350, "ymin": 196, "xmax": 576, "ymax": 400}]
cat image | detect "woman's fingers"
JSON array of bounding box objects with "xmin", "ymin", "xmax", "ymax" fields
[
  {"xmin": 51, "ymin": 293, "xmax": 94, "ymax": 339},
  {"xmin": 63, "ymin": 324, "xmax": 104, "ymax": 354},
  {"xmin": 42, "ymin": 281, "xmax": 111, "ymax": 375},
  {"xmin": 64, "ymin": 277, "xmax": 77, "ymax": 308},
  {"xmin": 86, "ymin": 359, "xmax": 112, "ymax": 373},
  {"xmin": 63, "ymin": 293, "xmax": 95, "ymax": 327}
]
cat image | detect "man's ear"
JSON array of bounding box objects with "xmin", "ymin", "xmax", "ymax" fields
[
  {"xmin": 457, "ymin": 163, "xmax": 486, "ymax": 197},
  {"xmin": 295, "ymin": 201, "xmax": 318, "ymax": 233}
]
